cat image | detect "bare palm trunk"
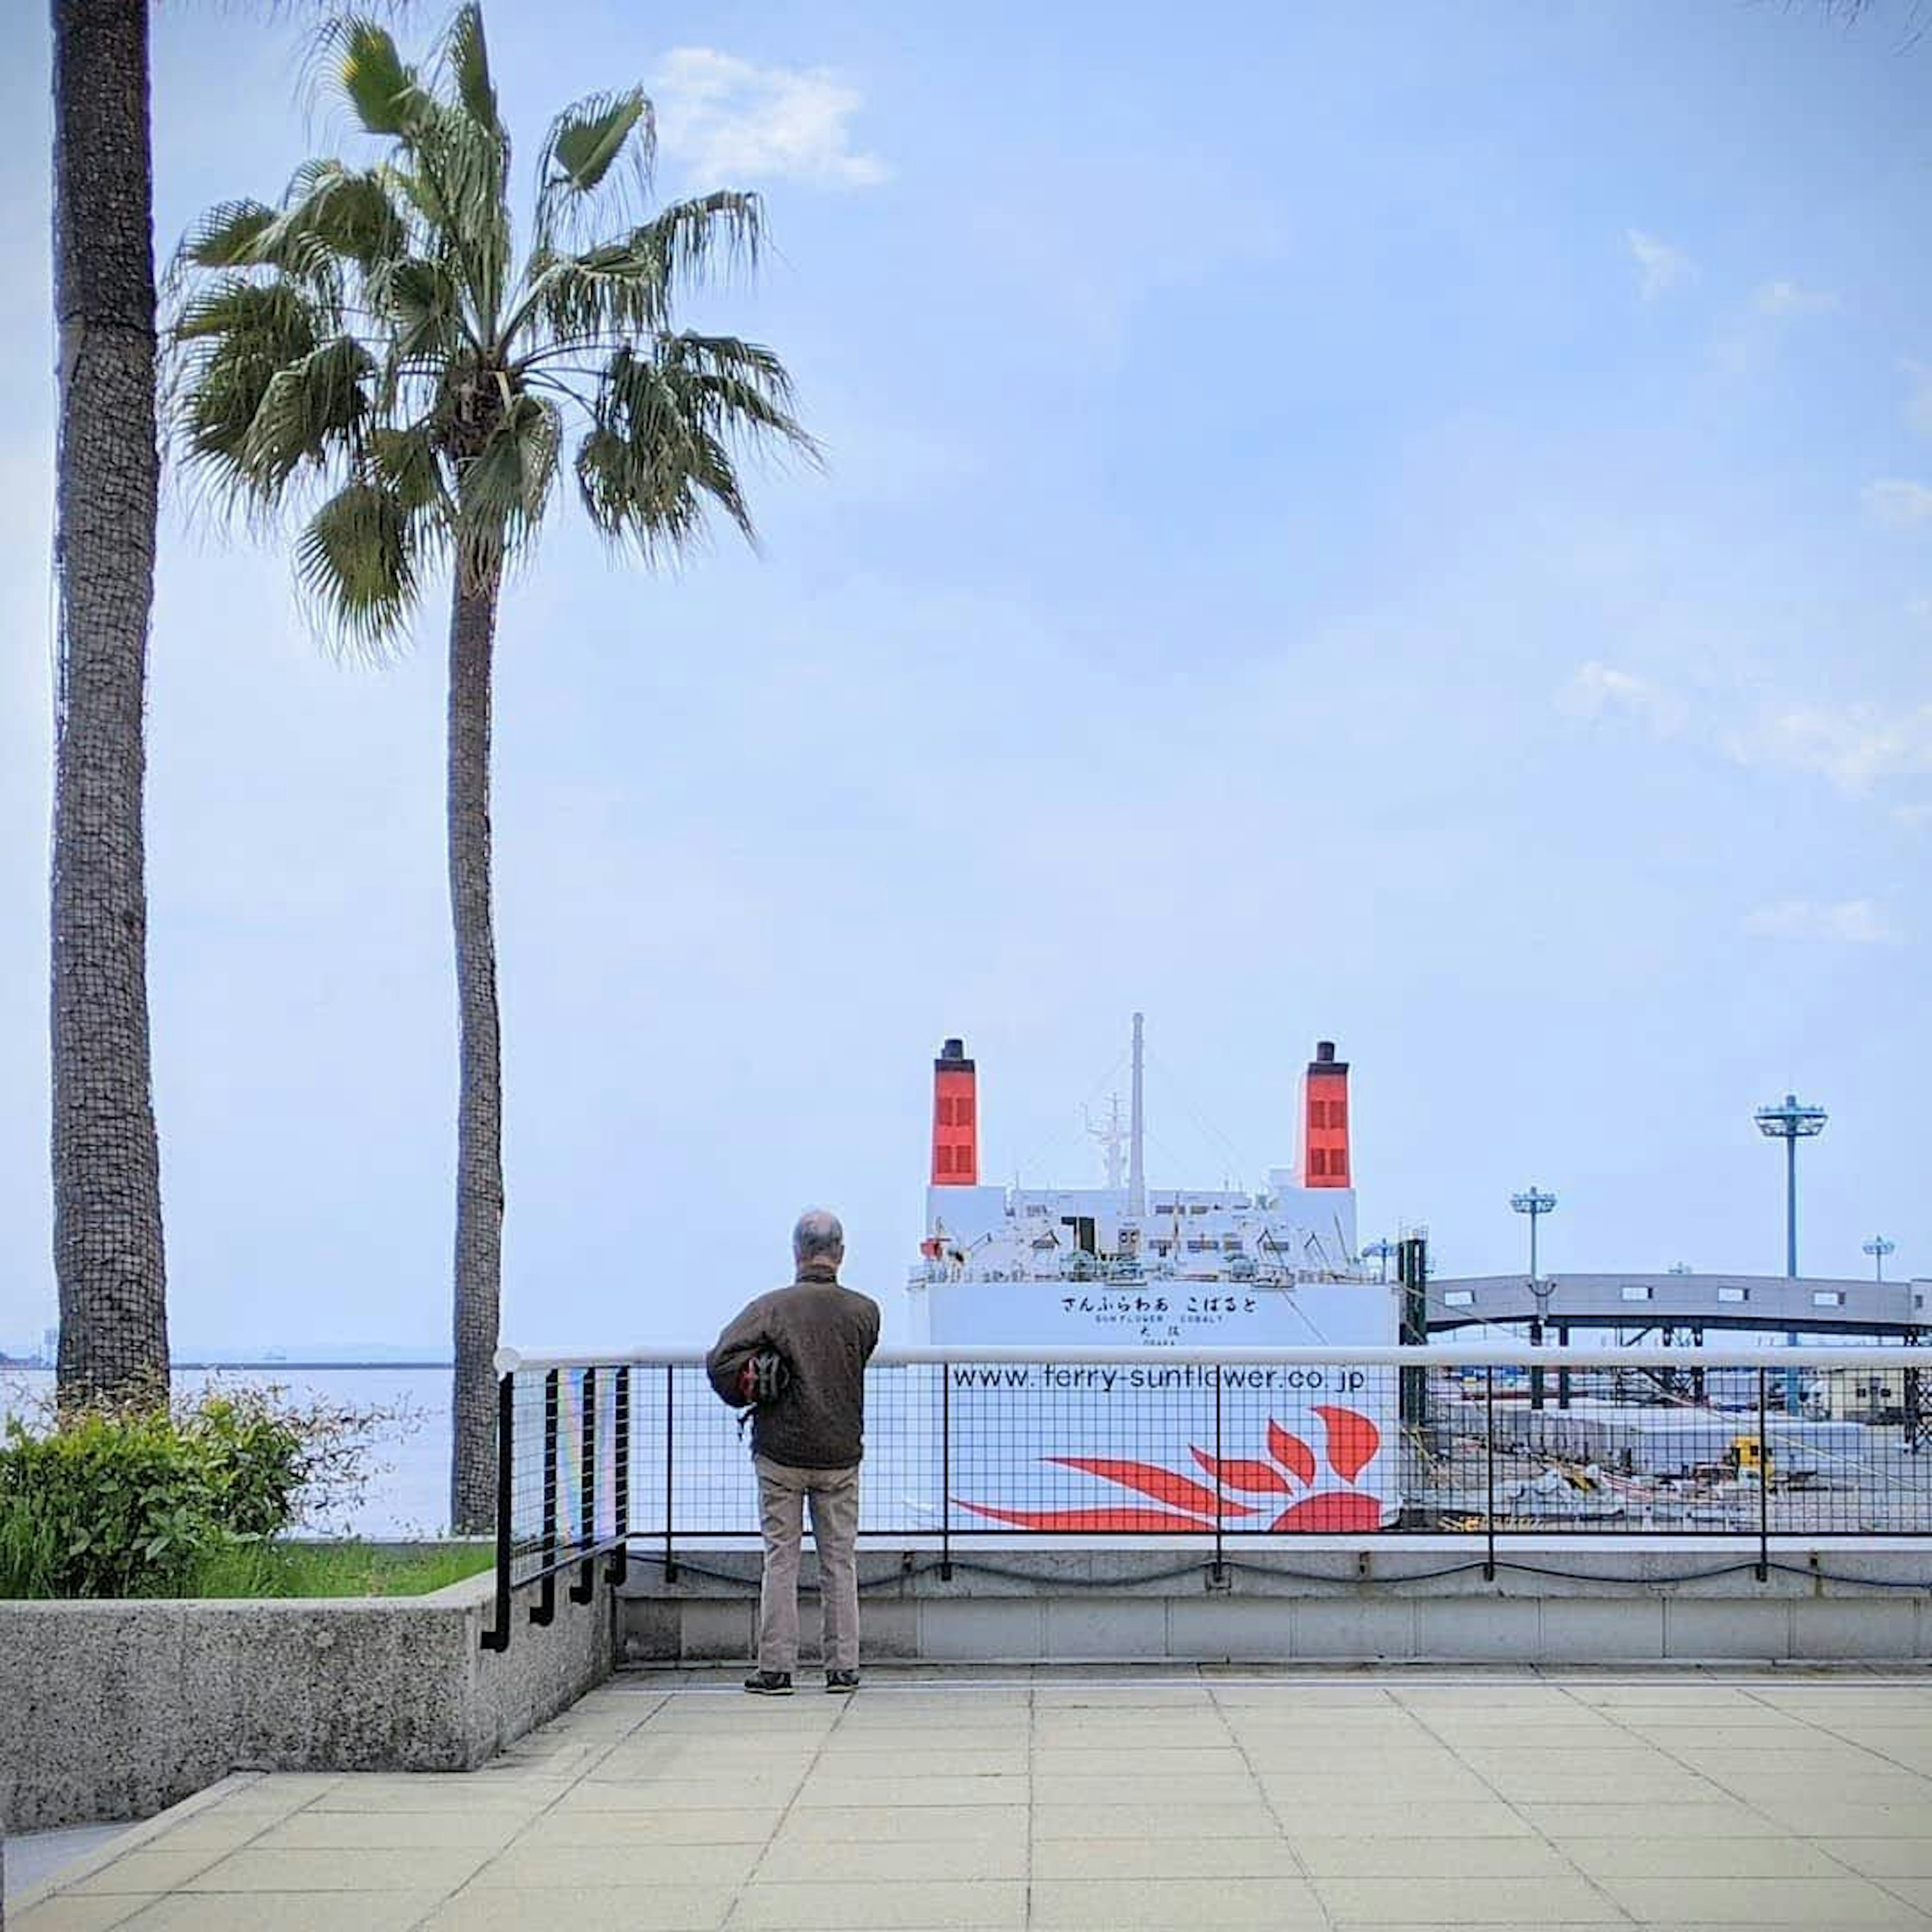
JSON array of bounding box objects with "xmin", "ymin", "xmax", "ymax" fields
[
  {"xmin": 447, "ymin": 564, "xmax": 504, "ymax": 1534},
  {"xmin": 50, "ymin": 0, "xmax": 169, "ymax": 1408}
]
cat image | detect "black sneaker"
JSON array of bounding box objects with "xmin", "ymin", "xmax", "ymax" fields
[
  {"xmin": 743, "ymin": 1670, "xmax": 794, "ymax": 1696},
  {"xmin": 825, "ymin": 1670, "xmax": 860, "ymax": 1693}
]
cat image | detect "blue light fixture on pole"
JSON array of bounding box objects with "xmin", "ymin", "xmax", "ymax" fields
[
  {"xmin": 1362, "ymin": 1238, "xmax": 1397, "ymax": 1283},
  {"xmin": 1511, "ymin": 1187, "xmax": 1558, "ymax": 1409},
  {"xmin": 1511, "ymin": 1186, "xmax": 1557, "ymax": 1285},
  {"xmin": 1755, "ymin": 1092, "xmax": 1827, "ymax": 1415},
  {"xmin": 1864, "ymin": 1235, "xmax": 1895, "ymax": 1282}
]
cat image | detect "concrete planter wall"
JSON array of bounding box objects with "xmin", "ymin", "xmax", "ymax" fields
[
  {"xmin": 0, "ymin": 1572, "xmax": 611, "ymax": 1831},
  {"xmin": 618, "ymin": 1542, "xmax": 1932, "ymax": 1666}
]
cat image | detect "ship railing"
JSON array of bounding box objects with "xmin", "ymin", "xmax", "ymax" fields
[{"xmin": 477, "ymin": 1342, "xmax": 1930, "ymax": 1653}]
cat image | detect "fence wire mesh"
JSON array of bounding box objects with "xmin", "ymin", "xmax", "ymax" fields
[{"xmin": 488, "ymin": 1350, "xmax": 1930, "ymax": 1558}]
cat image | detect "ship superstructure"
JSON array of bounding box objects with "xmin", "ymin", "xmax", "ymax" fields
[{"xmin": 909, "ymin": 1016, "xmax": 1393, "ymax": 1350}]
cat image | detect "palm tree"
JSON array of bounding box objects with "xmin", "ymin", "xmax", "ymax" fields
[
  {"xmin": 167, "ymin": 4, "xmax": 816, "ymax": 1530},
  {"xmin": 50, "ymin": 0, "xmax": 171, "ymax": 1408}
]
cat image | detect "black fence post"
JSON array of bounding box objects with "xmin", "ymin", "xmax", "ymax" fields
[
  {"xmin": 939, "ymin": 1361, "xmax": 953, "ymax": 1582},
  {"xmin": 607, "ymin": 1364, "xmax": 631, "ymax": 1588},
  {"xmin": 530, "ymin": 1369, "xmax": 559, "ymax": 1627},
  {"xmin": 480, "ymin": 1370, "xmax": 515, "ymax": 1653},
  {"xmin": 1755, "ymin": 1366, "xmax": 1770, "ymax": 1583},
  {"xmin": 571, "ymin": 1367, "xmax": 599, "ymax": 1604},
  {"xmin": 663, "ymin": 1363, "xmax": 678, "ymax": 1583},
  {"xmin": 1211, "ymin": 1361, "xmax": 1226, "ymax": 1586},
  {"xmin": 1483, "ymin": 1363, "xmax": 1497, "ymax": 1583}
]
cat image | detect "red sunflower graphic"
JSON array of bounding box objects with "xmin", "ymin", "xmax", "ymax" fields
[{"xmin": 954, "ymin": 1404, "xmax": 1383, "ymax": 1531}]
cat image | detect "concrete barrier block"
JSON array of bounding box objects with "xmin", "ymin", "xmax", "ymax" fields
[
  {"xmin": 679, "ymin": 1599, "xmax": 755, "ymax": 1661},
  {"xmin": 1414, "ymin": 1596, "xmax": 1540, "ymax": 1660},
  {"xmin": 1290, "ymin": 1599, "xmax": 1416, "ymax": 1660},
  {"xmin": 1791, "ymin": 1598, "xmax": 1921, "ymax": 1659},
  {"xmin": 1044, "ymin": 1598, "xmax": 1167, "ymax": 1660},
  {"xmin": 1664, "ymin": 1598, "xmax": 1793, "ymax": 1658},
  {"xmin": 919, "ymin": 1598, "xmax": 1044, "ymax": 1661},
  {"xmin": 1537, "ymin": 1598, "xmax": 1665, "ymax": 1662},
  {"xmin": 1169, "ymin": 1597, "xmax": 1292, "ymax": 1662}
]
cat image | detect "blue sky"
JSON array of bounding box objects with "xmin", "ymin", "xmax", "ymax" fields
[{"xmin": 2, "ymin": 1, "xmax": 1927, "ymax": 1354}]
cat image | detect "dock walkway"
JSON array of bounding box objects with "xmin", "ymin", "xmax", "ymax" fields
[{"xmin": 12, "ymin": 1666, "xmax": 1932, "ymax": 1929}]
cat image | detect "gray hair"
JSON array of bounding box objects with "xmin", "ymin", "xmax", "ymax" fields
[{"xmin": 793, "ymin": 1208, "xmax": 845, "ymax": 1266}]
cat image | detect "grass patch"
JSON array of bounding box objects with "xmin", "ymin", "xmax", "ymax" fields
[{"xmin": 187, "ymin": 1539, "xmax": 494, "ymax": 1598}]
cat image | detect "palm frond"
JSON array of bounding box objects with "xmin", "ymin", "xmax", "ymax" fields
[
  {"xmin": 573, "ymin": 336, "xmax": 811, "ymax": 562},
  {"xmin": 294, "ymin": 478, "xmax": 423, "ymax": 655},
  {"xmin": 444, "ymin": 3, "xmax": 504, "ymax": 143},
  {"xmin": 323, "ymin": 16, "xmax": 429, "ymax": 137},
  {"xmin": 273, "ymin": 161, "xmax": 408, "ymax": 273},
  {"xmin": 369, "ymin": 423, "xmax": 449, "ymax": 515},
  {"xmin": 181, "ymin": 200, "xmax": 278, "ymax": 270},
  {"xmin": 533, "ymin": 89, "xmax": 655, "ymax": 248},
  {"xmin": 170, "ymin": 277, "xmax": 329, "ymax": 488},
  {"xmin": 510, "ymin": 194, "xmax": 768, "ymax": 355},
  {"xmin": 367, "ymin": 254, "xmax": 470, "ymax": 362},
  {"xmin": 240, "ymin": 334, "xmax": 376, "ymax": 492},
  {"xmin": 454, "ymin": 391, "xmax": 562, "ymax": 579}
]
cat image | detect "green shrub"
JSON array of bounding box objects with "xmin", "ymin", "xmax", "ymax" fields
[
  {"xmin": 0, "ymin": 1404, "xmax": 227, "ymax": 1597},
  {"xmin": 0, "ymin": 1384, "xmax": 419, "ymax": 1599},
  {"xmin": 186, "ymin": 1391, "xmax": 307, "ymax": 1539}
]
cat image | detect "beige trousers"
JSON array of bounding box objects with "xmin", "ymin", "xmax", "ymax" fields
[{"xmin": 753, "ymin": 1455, "xmax": 861, "ymax": 1674}]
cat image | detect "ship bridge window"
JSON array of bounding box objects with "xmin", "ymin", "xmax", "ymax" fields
[
  {"xmin": 1812, "ymin": 1291, "xmax": 1846, "ymax": 1308},
  {"xmin": 1621, "ymin": 1285, "xmax": 1653, "ymax": 1302},
  {"xmin": 1717, "ymin": 1287, "xmax": 1748, "ymax": 1304},
  {"xmin": 1442, "ymin": 1290, "xmax": 1474, "ymax": 1308}
]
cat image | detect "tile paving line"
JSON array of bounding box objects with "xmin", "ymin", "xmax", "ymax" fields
[
  {"xmin": 1738, "ymin": 1674, "xmax": 1932, "ymax": 1782},
  {"xmin": 378, "ymin": 1687, "xmax": 676, "ymax": 1932},
  {"xmin": 1568, "ymin": 1675, "xmax": 1932, "ymax": 1927},
  {"xmin": 715, "ymin": 1671, "xmax": 865, "ymax": 1930},
  {"xmin": 1393, "ymin": 1694, "xmax": 1642, "ymax": 1928},
  {"xmin": 610, "ymin": 1668, "xmax": 1932, "ymax": 1697},
  {"xmin": 1203, "ymin": 1676, "xmax": 1341, "ymax": 1932}
]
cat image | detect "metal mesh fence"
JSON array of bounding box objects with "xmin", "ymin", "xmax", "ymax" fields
[{"xmin": 487, "ymin": 1348, "xmax": 1929, "ymax": 1566}]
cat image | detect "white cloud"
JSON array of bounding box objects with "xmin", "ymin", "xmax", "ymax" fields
[
  {"xmin": 1729, "ymin": 702, "xmax": 1932, "ymax": 792},
  {"xmin": 1558, "ymin": 660, "xmax": 1687, "ymax": 735},
  {"xmin": 1892, "ymin": 801, "xmax": 1932, "ymax": 830},
  {"xmin": 1753, "ymin": 279, "xmax": 1839, "ymax": 316},
  {"xmin": 1862, "ymin": 478, "xmax": 1932, "ymax": 528},
  {"xmin": 650, "ymin": 48, "xmax": 888, "ymax": 189},
  {"xmin": 1627, "ymin": 229, "xmax": 1694, "ymax": 300},
  {"xmin": 1744, "ymin": 900, "xmax": 1898, "ymax": 944}
]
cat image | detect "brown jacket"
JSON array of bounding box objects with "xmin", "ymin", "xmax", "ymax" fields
[{"xmin": 706, "ymin": 1266, "xmax": 881, "ymax": 1470}]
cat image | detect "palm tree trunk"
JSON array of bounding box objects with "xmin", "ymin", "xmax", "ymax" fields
[
  {"xmin": 50, "ymin": 0, "xmax": 169, "ymax": 1409},
  {"xmin": 447, "ymin": 563, "xmax": 505, "ymax": 1534}
]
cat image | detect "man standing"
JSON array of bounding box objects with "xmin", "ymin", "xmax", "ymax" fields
[{"xmin": 707, "ymin": 1209, "xmax": 881, "ymax": 1695}]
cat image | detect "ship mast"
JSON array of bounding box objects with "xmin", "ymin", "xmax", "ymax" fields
[
  {"xmin": 1128, "ymin": 1011, "xmax": 1147, "ymax": 1218},
  {"xmin": 1084, "ymin": 1094, "xmax": 1128, "ymax": 1190}
]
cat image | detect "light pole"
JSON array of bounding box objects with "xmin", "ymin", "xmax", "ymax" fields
[
  {"xmin": 1363, "ymin": 1238, "xmax": 1397, "ymax": 1283},
  {"xmin": 1511, "ymin": 1187, "xmax": 1557, "ymax": 1285},
  {"xmin": 1864, "ymin": 1236, "xmax": 1896, "ymax": 1282},
  {"xmin": 1511, "ymin": 1187, "xmax": 1558, "ymax": 1410},
  {"xmin": 1755, "ymin": 1093, "xmax": 1827, "ymax": 1415}
]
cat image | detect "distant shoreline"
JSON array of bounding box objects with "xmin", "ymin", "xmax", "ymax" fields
[{"xmin": 1, "ymin": 1360, "xmax": 451, "ymax": 1373}]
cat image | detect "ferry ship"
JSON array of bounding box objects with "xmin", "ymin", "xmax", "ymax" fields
[
  {"xmin": 907, "ymin": 1015, "xmax": 1394, "ymax": 1353},
  {"xmin": 904, "ymin": 1017, "xmax": 1400, "ymax": 1531}
]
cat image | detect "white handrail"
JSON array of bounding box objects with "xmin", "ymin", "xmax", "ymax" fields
[{"xmin": 497, "ymin": 1342, "xmax": 1931, "ymax": 1375}]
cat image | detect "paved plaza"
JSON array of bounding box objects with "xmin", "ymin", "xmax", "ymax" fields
[{"xmin": 11, "ymin": 1666, "xmax": 1932, "ymax": 1929}]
